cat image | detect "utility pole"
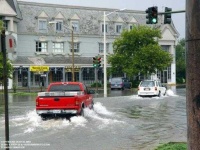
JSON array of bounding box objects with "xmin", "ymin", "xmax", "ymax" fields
[
  {"xmin": 186, "ymin": 0, "xmax": 200, "ymax": 149},
  {"xmin": 1, "ymin": 29, "xmax": 9, "ymax": 150}
]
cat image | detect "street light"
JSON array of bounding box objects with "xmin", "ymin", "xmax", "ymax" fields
[
  {"xmin": 49, "ymin": 21, "xmax": 75, "ymax": 82},
  {"xmin": 103, "ymin": 8, "xmax": 126, "ymax": 97}
]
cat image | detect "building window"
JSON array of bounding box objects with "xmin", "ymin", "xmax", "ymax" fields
[
  {"xmin": 3, "ymin": 20, "xmax": 9, "ymax": 30},
  {"xmin": 116, "ymin": 24, "xmax": 122, "ymax": 33},
  {"xmin": 52, "ymin": 70, "xmax": 63, "ymax": 82},
  {"xmin": 161, "ymin": 45, "xmax": 170, "ymax": 52},
  {"xmin": 36, "ymin": 41, "xmax": 47, "ymax": 52},
  {"xmin": 70, "ymin": 43, "xmax": 80, "ymax": 53},
  {"xmin": 53, "ymin": 42, "xmax": 64, "ymax": 53},
  {"xmin": 72, "ymin": 21, "xmax": 79, "ymax": 32},
  {"xmin": 129, "ymin": 25, "xmax": 133, "ymax": 30},
  {"xmin": 56, "ymin": 21, "xmax": 63, "ymax": 31},
  {"xmin": 167, "ymin": 66, "xmax": 171, "ymax": 80},
  {"xmin": 83, "ymin": 68, "xmax": 95, "ymax": 80},
  {"xmin": 99, "ymin": 43, "xmax": 109, "ymax": 53},
  {"xmin": 38, "ymin": 20, "xmax": 47, "ymax": 32},
  {"xmin": 101, "ymin": 24, "xmax": 108, "ymax": 33}
]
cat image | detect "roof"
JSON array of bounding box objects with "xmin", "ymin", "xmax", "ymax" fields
[
  {"xmin": 12, "ymin": 56, "xmax": 93, "ymax": 66},
  {"xmin": 5, "ymin": 0, "xmax": 22, "ymax": 19}
]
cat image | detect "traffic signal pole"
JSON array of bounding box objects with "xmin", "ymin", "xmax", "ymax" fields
[
  {"xmin": 158, "ymin": 10, "xmax": 185, "ymax": 15},
  {"xmin": 1, "ymin": 29, "xmax": 10, "ymax": 150}
]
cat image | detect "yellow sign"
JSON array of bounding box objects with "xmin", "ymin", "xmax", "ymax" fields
[
  {"xmin": 65, "ymin": 66, "xmax": 80, "ymax": 72},
  {"xmin": 30, "ymin": 66, "xmax": 49, "ymax": 72}
]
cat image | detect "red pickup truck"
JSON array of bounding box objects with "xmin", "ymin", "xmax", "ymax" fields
[{"xmin": 36, "ymin": 82, "xmax": 95, "ymax": 119}]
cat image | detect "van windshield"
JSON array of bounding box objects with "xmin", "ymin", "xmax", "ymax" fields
[{"xmin": 140, "ymin": 81, "xmax": 155, "ymax": 87}]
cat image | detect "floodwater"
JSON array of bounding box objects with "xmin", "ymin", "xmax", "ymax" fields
[{"xmin": 0, "ymin": 87, "xmax": 186, "ymax": 150}]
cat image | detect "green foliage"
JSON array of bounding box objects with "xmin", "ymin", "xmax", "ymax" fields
[
  {"xmin": 130, "ymin": 80, "xmax": 141, "ymax": 88},
  {"xmin": 108, "ymin": 25, "xmax": 172, "ymax": 77},
  {"xmin": 0, "ymin": 53, "xmax": 13, "ymax": 80},
  {"xmin": 155, "ymin": 142, "xmax": 187, "ymax": 150},
  {"xmin": 0, "ymin": 20, "xmax": 4, "ymax": 33},
  {"xmin": 91, "ymin": 82, "xmax": 102, "ymax": 88},
  {"xmin": 176, "ymin": 38, "xmax": 186, "ymax": 84}
]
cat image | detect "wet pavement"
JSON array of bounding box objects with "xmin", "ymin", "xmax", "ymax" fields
[{"xmin": 0, "ymin": 87, "xmax": 186, "ymax": 150}]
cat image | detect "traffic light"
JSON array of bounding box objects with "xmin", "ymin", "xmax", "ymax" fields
[
  {"xmin": 151, "ymin": 6, "xmax": 158, "ymax": 24},
  {"xmin": 164, "ymin": 7, "xmax": 172, "ymax": 24},
  {"xmin": 93, "ymin": 57, "xmax": 98, "ymax": 67},
  {"xmin": 97, "ymin": 57, "xmax": 101, "ymax": 67},
  {"xmin": 146, "ymin": 6, "xmax": 158, "ymax": 24},
  {"xmin": 146, "ymin": 7, "xmax": 151, "ymax": 24},
  {"xmin": 93, "ymin": 56, "xmax": 101, "ymax": 68}
]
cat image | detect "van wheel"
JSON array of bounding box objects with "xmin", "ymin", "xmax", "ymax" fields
[
  {"xmin": 164, "ymin": 90, "xmax": 167, "ymax": 96},
  {"xmin": 158, "ymin": 91, "xmax": 161, "ymax": 97}
]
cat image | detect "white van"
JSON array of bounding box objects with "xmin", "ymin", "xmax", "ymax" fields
[{"xmin": 137, "ymin": 80, "xmax": 167, "ymax": 97}]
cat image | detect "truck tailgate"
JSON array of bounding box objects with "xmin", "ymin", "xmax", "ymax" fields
[
  {"xmin": 36, "ymin": 91, "xmax": 84, "ymax": 109},
  {"xmin": 37, "ymin": 96, "xmax": 77, "ymax": 109}
]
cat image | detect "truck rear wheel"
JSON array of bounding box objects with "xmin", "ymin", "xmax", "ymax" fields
[
  {"xmin": 40, "ymin": 114, "xmax": 47, "ymax": 120},
  {"xmin": 79, "ymin": 108, "xmax": 84, "ymax": 117}
]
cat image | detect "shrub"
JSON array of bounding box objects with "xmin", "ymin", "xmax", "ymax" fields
[
  {"xmin": 130, "ymin": 80, "xmax": 141, "ymax": 88},
  {"xmin": 91, "ymin": 82, "xmax": 102, "ymax": 88},
  {"xmin": 155, "ymin": 142, "xmax": 187, "ymax": 150}
]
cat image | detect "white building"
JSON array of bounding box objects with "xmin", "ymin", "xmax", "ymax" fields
[{"xmin": 0, "ymin": 0, "xmax": 179, "ymax": 89}]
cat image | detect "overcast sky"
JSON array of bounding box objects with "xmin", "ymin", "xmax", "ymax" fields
[{"xmin": 18, "ymin": 0, "xmax": 185, "ymax": 39}]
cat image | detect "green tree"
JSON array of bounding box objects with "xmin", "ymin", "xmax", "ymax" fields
[
  {"xmin": 0, "ymin": 20, "xmax": 4, "ymax": 32},
  {"xmin": 0, "ymin": 20, "xmax": 13, "ymax": 81},
  {"xmin": 108, "ymin": 25, "xmax": 172, "ymax": 77},
  {"xmin": 176, "ymin": 38, "xmax": 186, "ymax": 83},
  {"xmin": 0, "ymin": 53, "xmax": 13, "ymax": 80}
]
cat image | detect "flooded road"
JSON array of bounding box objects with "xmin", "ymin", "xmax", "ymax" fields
[{"xmin": 0, "ymin": 88, "xmax": 186, "ymax": 150}]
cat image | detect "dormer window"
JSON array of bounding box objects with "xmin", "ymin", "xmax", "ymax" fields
[
  {"xmin": 38, "ymin": 19, "xmax": 47, "ymax": 32},
  {"xmin": 70, "ymin": 14, "xmax": 80, "ymax": 33},
  {"xmin": 116, "ymin": 24, "xmax": 122, "ymax": 33},
  {"xmin": 71, "ymin": 21, "xmax": 79, "ymax": 32},
  {"xmin": 101, "ymin": 23, "xmax": 108, "ymax": 33},
  {"xmin": 56, "ymin": 20, "xmax": 63, "ymax": 32},
  {"xmin": 37, "ymin": 11, "xmax": 49, "ymax": 33}
]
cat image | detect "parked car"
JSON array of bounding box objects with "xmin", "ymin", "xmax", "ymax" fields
[
  {"xmin": 137, "ymin": 80, "xmax": 167, "ymax": 97},
  {"xmin": 110, "ymin": 77, "xmax": 131, "ymax": 90}
]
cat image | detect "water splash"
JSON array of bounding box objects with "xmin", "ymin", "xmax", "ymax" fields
[
  {"xmin": 93, "ymin": 102, "xmax": 114, "ymax": 116},
  {"xmin": 166, "ymin": 89, "xmax": 178, "ymax": 96},
  {"xmin": 7, "ymin": 102, "xmax": 124, "ymax": 133},
  {"xmin": 84, "ymin": 103, "xmax": 125, "ymax": 129}
]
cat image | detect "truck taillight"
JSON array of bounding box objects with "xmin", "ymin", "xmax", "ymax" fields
[
  {"xmin": 36, "ymin": 97, "xmax": 39, "ymax": 106},
  {"xmin": 75, "ymin": 97, "xmax": 79, "ymax": 106},
  {"xmin": 155, "ymin": 87, "xmax": 157, "ymax": 91}
]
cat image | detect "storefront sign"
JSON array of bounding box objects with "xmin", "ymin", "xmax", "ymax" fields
[
  {"xmin": 65, "ymin": 66, "xmax": 80, "ymax": 72},
  {"xmin": 30, "ymin": 66, "xmax": 49, "ymax": 72}
]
